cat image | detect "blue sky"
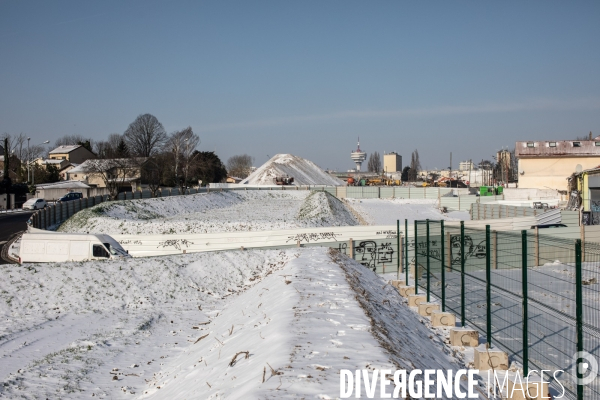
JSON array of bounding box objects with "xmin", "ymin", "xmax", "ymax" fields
[{"xmin": 1, "ymin": 1, "xmax": 599, "ymax": 171}]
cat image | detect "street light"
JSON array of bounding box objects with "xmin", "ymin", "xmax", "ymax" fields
[{"xmin": 29, "ymin": 139, "xmax": 50, "ymax": 186}]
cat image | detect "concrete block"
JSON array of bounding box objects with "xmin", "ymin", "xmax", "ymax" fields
[
  {"xmin": 407, "ymin": 294, "xmax": 427, "ymax": 307},
  {"xmin": 505, "ymin": 373, "xmax": 550, "ymax": 400},
  {"xmin": 398, "ymin": 285, "xmax": 415, "ymax": 297},
  {"xmin": 431, "ymin": 311, "xmax": 456, "ymax": 327},
  {"xmin": 390, "ymin": 280, "xmax": 405, "ymax": 288},
  {"xmin": 409, "ymin": 263, "xmax": 424, "ymax": 279},
  {"xmin": 449, "ymin": 328, "xmax": 479, "ymax": 347},
  {"xmin": 418, "ymin": 302, "xmax": 440, "ymax": 317},
  {"xmin": 474, "ymin": 345, "xmax": 509, "ymax": 371}
]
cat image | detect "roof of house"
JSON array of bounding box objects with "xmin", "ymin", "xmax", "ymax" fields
[
  {"xmin": 516, "ymin": 137, "xmax": 600, "ymax": 158},
  {"xmin": 49, "ymin": 145, "xmax": 83, "ymax": 154},
  {"xmin": 35, "ymin": 181, "xmax": 91, "ymax": 190},
  {"xmin": 68, "ymin": 158, "xmax": 146, "ymax": 174},
  {"xmin": 42, "ymin": 159, "xmax": 65, "ymax": 165}
]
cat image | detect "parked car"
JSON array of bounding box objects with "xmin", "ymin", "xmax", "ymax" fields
[
  {"xmin": 58, "ymin": 192, "xmax": 83, "ymax": 202},
  {"xmin": 22, "ymin": 198, "xmax": 48, "ymax": 210}
]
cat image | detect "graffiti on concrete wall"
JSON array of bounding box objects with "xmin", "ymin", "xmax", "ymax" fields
[
  {"xmin": 409, "ymin": 234, "xmax": 487, "ymax": 266},
  {"xmin": 157, "ymin": 239, "xmax": 194, "ymax": 250},
  {"xmin": 355, "ymin": 241, "xmax": 394, "ymax": 271},
  {"xmin": 286, "ymin": 232, "xmax": 341, "ymax": 243}
]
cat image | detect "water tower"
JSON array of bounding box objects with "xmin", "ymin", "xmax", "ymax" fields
[{"xmin": 350, "ymin": 137, "xmax": 367, "ymax": 172}]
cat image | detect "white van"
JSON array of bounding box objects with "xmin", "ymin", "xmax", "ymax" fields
[{"xmin": 19, "ymin": 233, "xmax": 131, "ymax": 263}]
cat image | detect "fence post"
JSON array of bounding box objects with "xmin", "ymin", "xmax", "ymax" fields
[
  {"xmin": 426, "ymin": 219, "xmax": 430, "ymax": 302},
  {"xmin": 348, "ymin": 238, "xmax": 354, "ymax": 259},
  {"xmin": 458, "ymin": 195, "xmax": 461, "ymax": 210},
  {"xmin": 460, "ymin": 221, "xmax": 465, "ymax": 327},
  {"xmin": 446, "ymin": 231, "xmax": 452, "ymax": 272},
  {"xmin": 486, "ymin": 225, "xmax": 492, "ymax": 347},
  {"xmin": 396, "ymin": 220, "xmax": 401, "ymax": 279},
  {"xmin": 441, "ymin": 220, "xmax": 445, "ymax": 312},
  {"xmin": 575, "ymin": 239, "xmax": 584, "ymax": 400},
  {"xmin": 580, "ymin": 224, "xmax": 586, "ymax": 263},
  {"xmin": 405, "ymin": 219, "xmax": 409, "ymax": 284},
  {"xmin": 414, "ymin": 220, "xmax": 419, "ymax": 294},
  {"xmin": 534, "ymin": 227, "xmax": 539, "ymax": 267},
  {"xmin": 521, "ymin": 229, "xmax": 529, "ymax": 376}
]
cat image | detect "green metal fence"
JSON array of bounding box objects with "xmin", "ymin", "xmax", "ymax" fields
[{"xmin": 411, "ymin": 219, "xmax": 600, "ymax": 400}]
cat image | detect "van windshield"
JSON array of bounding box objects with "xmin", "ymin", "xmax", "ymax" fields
[
  {"xmin": 103, "ymin": 242, "xmax": 128, "ymax": 256},
  {"xmin": 103, "ymin": 243, "xmax": 119, "ymax": 255}
]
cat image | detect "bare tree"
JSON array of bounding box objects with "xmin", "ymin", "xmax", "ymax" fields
[
  {"xmin": 367, "ymin": 151, "xmax": 381, "ymax": 174},
  {"xmin": 124, "ymin": 114, "xmax": 167, "ymax": 157},
  {"xmin": 226, "ymin": 154, "xmax": 254, "ymax": 179},
  {"xmin": 165, "ymin": 127, "xmax": 200, "ymax": 191}
]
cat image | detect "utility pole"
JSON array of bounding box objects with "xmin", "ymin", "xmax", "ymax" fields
[{"xmin": 27, "ymin": 137, "xmax": 30, "ymax": 183}]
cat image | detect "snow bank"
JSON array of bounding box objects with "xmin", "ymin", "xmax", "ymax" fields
[
  {"xmin": 241, "ymin": 154, "xmax": 344, "ymax": 186},
  {"xmin": 139, "ymin": 247, "xmax": 398, "ymax": 399},
  {"xmin": 58, "ymin": 190, "xmax": 359, "ymax": 235},
  {"xmin": 0, "ymin": 250, "xmax": 296, "ymax": 398}
]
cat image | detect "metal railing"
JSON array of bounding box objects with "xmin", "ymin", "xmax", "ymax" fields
[{"xmin": 410, "ymin": 219, "xmax": 599, "ymax": 400}]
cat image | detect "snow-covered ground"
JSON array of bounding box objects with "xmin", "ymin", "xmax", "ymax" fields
[
  {"xmin": 241, "ymin": 154, "xmax": 344, "ymax": 186},
  {"xmin": 0, "ymin": 247, "xmax": 483, "ymax": 399},
  {"xmin": 1, "ymin": 191, "xmax": 495, "ymax": 398},
  {"xmin": 345, "ymin": 198, "xmax": 469, "ymax": 225},
  {"xmin": 0, "ymin": 250, "xmax": 294, "ymax": 398},
  {"xmin": 58, "ymin": 190, "xmax": 359, "ymax": 235}
]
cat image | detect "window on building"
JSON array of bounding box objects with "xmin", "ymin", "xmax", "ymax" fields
[
  {"xmin": 573, "ymin": 142, "xmax": 581, "ymax": 147},
  {"xmin": 595, "ymin": 142, "xmax": 600, "ymax": 146},
  {"xmin": 527, "ymin": 142, "xmax": 534, "ymax": 147},
  {"xmin": 549, "ymin": 142, "xmax": 557, "ymax": 147}
]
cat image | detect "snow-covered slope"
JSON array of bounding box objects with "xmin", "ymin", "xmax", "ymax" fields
[
  {"xmin": 241, "ymin": 154, "xmax": 344, "ymax": 186},
  {"xmin": 0, "ymin": 249, "xmax": 296, "ymax": 399},
  {"xmin": 137, "ymin": 247, "xmax": 470, "ymax": 399},
  {"xmin": 58, "ymin": 190, "xmax": 359, "ymax": 235}
]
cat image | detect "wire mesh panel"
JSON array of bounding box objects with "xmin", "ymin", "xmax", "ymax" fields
[
  {"xmin": 426, "ymin": 221, "xmax": 445, "ymax": 306},
  {"xmin": 461, "ymin": 226, "xmax": 488, "ymax": 334}
]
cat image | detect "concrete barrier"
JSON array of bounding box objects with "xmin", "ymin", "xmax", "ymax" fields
[
  {"xmin": 408, "ymin": 294, "xmax": 427, "ymax": 307},
  {"xmin": 449, "ymin": 328, "xmax": 479, "ymax": 347},
  {"xmin": 431, "ymin": 311, "xmax": 455, "ymax": 327},
  {"xmin": 417, "ymin": 302, "xmax": 440, "ymax": 317},
  {"xmin": 473, "ymin": 345, "xmax": 509, "ymax": 371}
]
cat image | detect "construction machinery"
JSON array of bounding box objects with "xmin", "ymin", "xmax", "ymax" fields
[{"xmin": 273, "ymin": 176, "xmax": 294, "ymax": 185}]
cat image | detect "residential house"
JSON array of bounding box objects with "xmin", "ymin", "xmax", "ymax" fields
[
  {"xmin": 515, "ymin": 137, "xmax": 600, "ymax": 190},
  {"xmin": 67, "ymin": 158, "xmax": 146, "ymax": 192},
  {"xmin": 34, "ymin": 180, "xmax": 92, "ymax": 200},
  {"xmin": 49, "ymin": 145, "xmax": 96, "ymax": 164}
]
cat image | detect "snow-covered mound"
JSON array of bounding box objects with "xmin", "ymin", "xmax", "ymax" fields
[
  {"xmin": 58, "ymin": 190, "xmax": 359, "ymax": 235},
  {"xmin": 0, "ymin": 249, "xmax": 296, "ymax": 399},
  {"xmin": 241, "ymin": 153, "xmax": 344, "ymax": 186}
]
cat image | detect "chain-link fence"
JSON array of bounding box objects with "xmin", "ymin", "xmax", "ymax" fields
[{"xmin": 411, "ymin": 219, "xmax": 600, "ymax": 400}]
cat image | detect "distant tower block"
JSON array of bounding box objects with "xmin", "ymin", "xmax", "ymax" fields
[{"xmin": 351, "ymin": 138, "xmax": 367, "ymax": 171}]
